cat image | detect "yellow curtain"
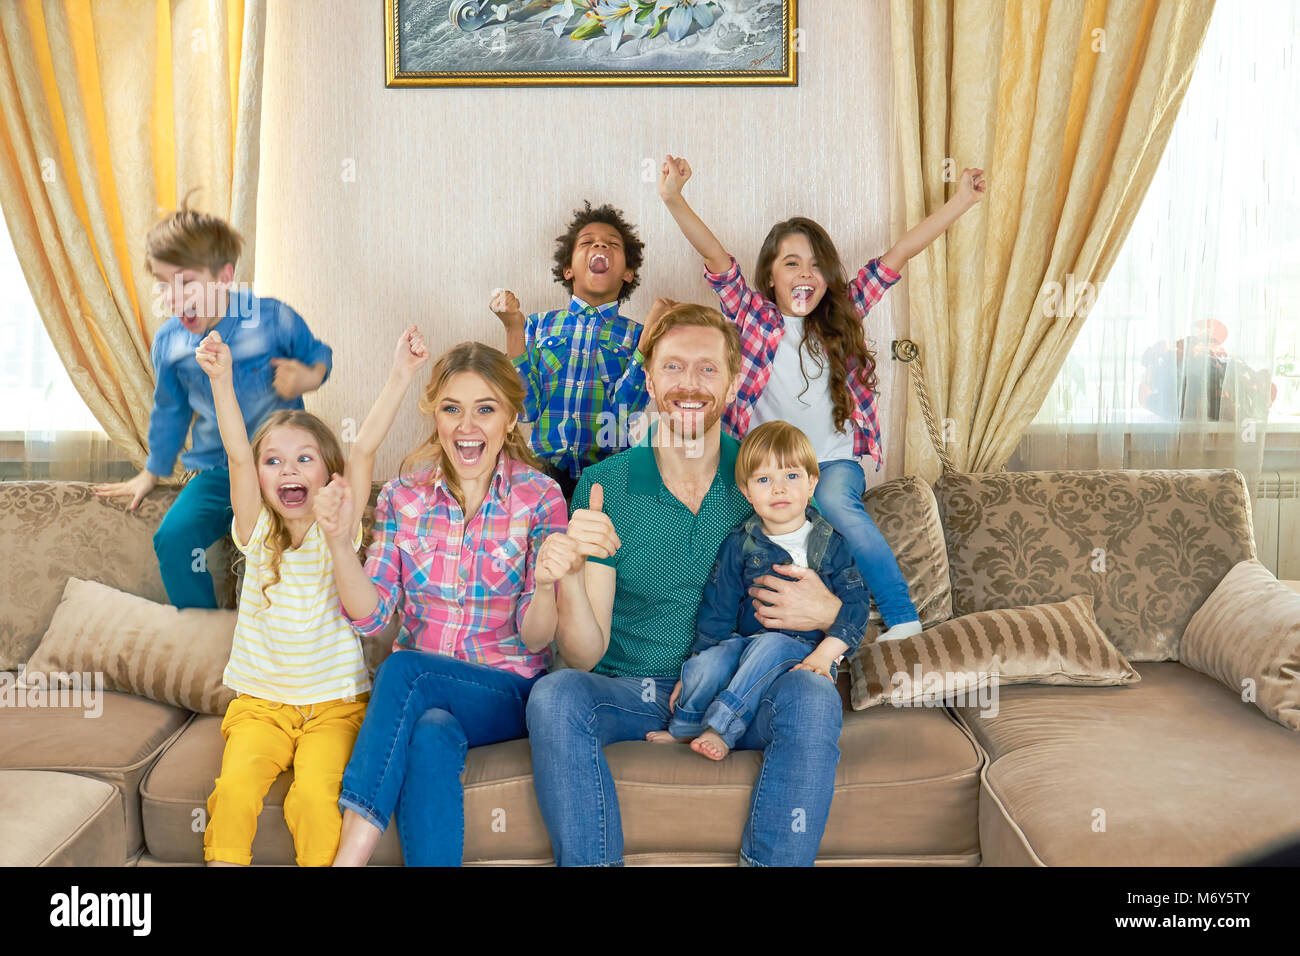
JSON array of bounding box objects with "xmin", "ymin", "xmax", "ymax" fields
[
  {"xmin": 891, "ymin": 0, "xmax": 1215, "ymax": 480},
  {"xmin": 0, "ymin": 0, "xmax": 266, "ymax": 477}
]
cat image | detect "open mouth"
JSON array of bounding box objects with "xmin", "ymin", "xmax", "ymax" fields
[
  {"xmin": 453, "ymin": 439, "xmax": 486, "ymax": 466},
  {"xmin": 791, "ymin": 284, "xmax": 816, "ymax": 311},
  {"xmin": 277, "ymin": 483, "xmax": 308, "ymax": 508},
  {"xmin": 589, "ymin": 253, "xmax": 609, "ymax": 275}
]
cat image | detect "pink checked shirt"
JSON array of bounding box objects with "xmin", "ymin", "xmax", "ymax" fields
[
  {"xmin": 704, "ymin": 255, "xmax": 901, "ymax": 470},
  {"xmin": 345, "ymin": 452, "xmax": 567, "ymax": 679}
]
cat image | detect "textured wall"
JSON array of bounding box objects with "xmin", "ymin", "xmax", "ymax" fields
[{"xmin": 255, "ymin": 0, "xmax": 907, "ymax": 482}]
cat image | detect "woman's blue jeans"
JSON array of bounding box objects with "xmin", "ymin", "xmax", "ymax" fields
[
  {"xmin": 338, "ymin": 650, "xmax": 539, "ymax": 866},
  {"xmin": 814, "ymin": 459, "xmax": 919, "ymax": 628},
  {"xmin": 526, "ymin": 666, "xmax": 842, "ymax": 866}
]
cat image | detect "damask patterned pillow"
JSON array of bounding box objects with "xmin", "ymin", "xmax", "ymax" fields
[
  {"xmin": 933, "ymin": 470, "xmax": 1256, "ymax": 661},
  {"xmin": 861, "ymin": 475, "xmax": 952, "ymax": 628}
]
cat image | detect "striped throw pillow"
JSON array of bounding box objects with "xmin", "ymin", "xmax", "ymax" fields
[
  {"xmin": 24, "ymin": 577, "xmax": 237, "ymax": 715},
  {"xmin": 1181, "ymin": 559, "xmax": 1300, "ymax": 731},
  {"xmin": 850, "ymin": 593, "xmax": 1139, "ymax": 710}
]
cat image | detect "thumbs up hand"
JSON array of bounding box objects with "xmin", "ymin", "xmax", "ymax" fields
[{"xmin": 565, "ymin": 481, "xmax": 621, "ymax": 562}]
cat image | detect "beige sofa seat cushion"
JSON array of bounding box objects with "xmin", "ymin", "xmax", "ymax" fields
[
  {"xmin": 952, "ymin": 663, "xmax": 1300, "ymax": 865},
  {"xmin": 1181, "ymin": 559, "xmax": 1300, "ymax": 731},
  {"xmin": 0, "ymin": 770, "xmax": 126, "ymax": 866},
  {"xmin": 0, "ymin": 689, "xmax": 191, "ymax": 857},
  {"xmin": 142, "ymin": 702, "xmax": 981, "ymax": 865},
  {"xmin": 862, "ymin": 475, "xmax": 953, "ymax": 627},
  {"xmin": 934, "ymin": 469, "xmax": 1256, "ymax": 661}
]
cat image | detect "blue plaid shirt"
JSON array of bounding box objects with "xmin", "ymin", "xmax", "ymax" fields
[{"xmin": 512, "ymin": 295, "xmax": 649, "ymax": 478}]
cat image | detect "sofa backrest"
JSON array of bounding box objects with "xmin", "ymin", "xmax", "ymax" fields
[
  {"xmin": 0, "ymin": 479, "xmax": 390, "ymax": 673},
  {"xmin": 932, "ymin": 469, "xmax": 1256, "ymax": 662},
  {"xmin": 0, "ymin": 482, "xmax": 182, "ymax": 670}
]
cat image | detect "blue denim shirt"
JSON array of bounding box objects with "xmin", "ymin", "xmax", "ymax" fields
[
  {"xmin": 693, "ymin": 506, "xmax": 872, "ymax": 654},
  {"xmin": 145, "ymin": 289, "xmax": 333, "ymax": 476}
]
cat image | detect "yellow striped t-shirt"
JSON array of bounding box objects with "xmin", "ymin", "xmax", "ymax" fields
[{"xmin": 223, "ymin": 506, "xmax": 371, "ymax": 705}]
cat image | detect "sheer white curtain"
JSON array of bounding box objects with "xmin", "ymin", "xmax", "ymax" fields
[
  {"xmin": 1011, "ymin": 0, "xmax": 1300, "ymax": 479},
  {"xmin": 0, "ymin": 215, "xmax": 134, "ymax": 482}
]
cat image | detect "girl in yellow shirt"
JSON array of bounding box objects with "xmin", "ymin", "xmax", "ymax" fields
[{"xmin": 194, "ymin": 325, "xmax": 428, "ymax": 866}]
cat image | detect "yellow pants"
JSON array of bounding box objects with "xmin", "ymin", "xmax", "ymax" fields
[{"xmin": 204, "ymin": 693, "xmax": 368, "ymax": 866}]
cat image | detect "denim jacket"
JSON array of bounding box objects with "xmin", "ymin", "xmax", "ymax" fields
[{"xmin": 692, "ymin": 506, "xmax": 871, "ymax": 655}]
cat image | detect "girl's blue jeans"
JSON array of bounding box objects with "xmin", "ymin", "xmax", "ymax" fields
[
  {"xmin": 338, "ymin": 650, "xmax": 539, "ymax": 866},
  {"xmin": 669, "ymin": 633, "xmax": 832, "ymax": 749},
  {"xmin": 814, "ymin": 459, "xmax": 919, "ymax": 628}
]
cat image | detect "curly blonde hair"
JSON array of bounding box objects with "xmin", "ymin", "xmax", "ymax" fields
[{"xmin": 246, "ymin": 410, "xmax": 345, "ymax": 608}]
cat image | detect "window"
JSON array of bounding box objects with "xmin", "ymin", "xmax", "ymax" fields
[
  {"xmin": 0, "ymin": 214, "xmax": 135, "ymax": 481},
  {"xmin": 0, "ymin": 221, "xmax": 106, "ymax": 434},
  {"xmin": 1028, "ymin": 0, "xmax": 1300, "ymax": 442}
]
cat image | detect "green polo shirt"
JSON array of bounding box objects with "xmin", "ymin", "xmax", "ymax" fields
[{"xmin": 571, "ymin": 433, "xmax": 753, "ymax": 679}]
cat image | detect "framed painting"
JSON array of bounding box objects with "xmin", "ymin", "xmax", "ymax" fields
[{"xmin": 385, "ymin": 0, "xmax": 798, "ymax": 87}]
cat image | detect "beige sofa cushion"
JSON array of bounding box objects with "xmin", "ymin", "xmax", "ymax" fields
[
  {"xmin": 1181, "ymin": 559, "xmax": 1300, "ymax": 731},
  {"xmin": 0, "ymin": 770, "xmax": 126, "ymax": 866},
  {"xmin": 0, "ymin": 689, "xmax": 191, "ymax": 856},
  {"xmin": 141, "ymin": 693, "xmax": 981, "ymax": 865},
  {"xmin": 25, "ymin": 577, "xmax": 238, "ymax": 716},
  {"xmin": 850, "ymin": 595, "xmax": 1139, "ymax": 709},
  {"xmin": 952, "ymin": 663, "xmax": 1300, "ymax": 865},
  {"xmin": 862, "ymin": 475, "xmax": 952, "ymax": 627},
  {"xmin": 934, "ymin": 469, "xmax": 1256, "ymax": 661}
]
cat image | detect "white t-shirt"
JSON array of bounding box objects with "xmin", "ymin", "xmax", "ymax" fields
[
  {"xmin": 765, "ymin": 519, "xmax": 814, "ymax": 568},
  {"xmin": 750, "ymin": 314, "xmax": 855, "ymax": 462}
]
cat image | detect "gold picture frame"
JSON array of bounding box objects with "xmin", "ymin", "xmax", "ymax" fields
[{"xmin": 385, "ymin": 0, "xmax": 798, "ymax": 88}]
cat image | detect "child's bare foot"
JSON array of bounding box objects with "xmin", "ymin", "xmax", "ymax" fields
[
  {"xmin": 690, "ymin": 730, "xmax": 729, "ymax": 761},
  {"xmin": 645, "ymin": 730, "xmax": 689, "ymax": 743}
]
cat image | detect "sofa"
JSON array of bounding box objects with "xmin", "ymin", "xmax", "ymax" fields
[{"xmin": 2, "ymin": 468, "xmax": 1297, "ymax": 866}]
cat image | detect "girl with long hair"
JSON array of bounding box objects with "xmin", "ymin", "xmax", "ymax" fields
[
  {"xmin": 659, "ymin": 155, "xmax": 986, "ymax": 640},
  {"xmin": 195, "ymin": 325, "xmax": 428, "ymax": 865}
]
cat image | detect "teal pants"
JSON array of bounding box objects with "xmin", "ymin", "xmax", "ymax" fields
[{"xmin": 153, "ymin": 467, "xmax": 234, "ymax": 609}]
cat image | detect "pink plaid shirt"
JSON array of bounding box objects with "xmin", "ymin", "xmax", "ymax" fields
[
  {"xmin": 704, "ymin": 255, "xmax": 901, "ymax": 469},
  {"xmin": 345, "ymin": 452, "xmax": 567, "ymax": 679}
]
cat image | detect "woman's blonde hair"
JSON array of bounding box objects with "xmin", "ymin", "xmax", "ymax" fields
[
  {"xmin": 246, "ymin": 410, "xmax": 345, "ymax": 608},
  {"xmin": 735, "ymin": 420, "xmax": 821, "ymax": 486},
  {"xmin": 398, "ymin": 342, "xmax": 540, "ymax": 509}
]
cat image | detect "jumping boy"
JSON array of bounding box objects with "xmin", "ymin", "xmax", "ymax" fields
[
  {"xmin": 491, "ymin": 201, "xmax": 671, "ymax": 500},
  {"xmin": 93, "ymin": 205, "xmax": 334, "ymax": 609}
]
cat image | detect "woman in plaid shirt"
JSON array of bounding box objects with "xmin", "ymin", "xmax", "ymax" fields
[
  {"xmin": 659, "ymin": 154, "xmax": 986, "ymax": 642},
  {"xmin": 315, "ymin": 342, "xmax": 568, "ymax": 866}
]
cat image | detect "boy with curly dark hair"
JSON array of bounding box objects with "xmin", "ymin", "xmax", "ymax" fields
[{"xmin": 491, "ymin": 201, "xmax": 672, "ymax": 500}]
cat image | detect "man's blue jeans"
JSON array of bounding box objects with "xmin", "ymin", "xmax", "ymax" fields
[
  {"xmin": 526, "ymin": 666, "xmax": 843, "ymax": 866},
  {"xmin": 670, "ymin": 633, "xmax": 832, "ymax": 748},
  {"xmin": 153, "ymin": 467, "xmax": 233, "ymax": 609},
  {"xmin": 814, "ymin": 459, "xmax": 919, "ymax": 628},
  {"xmin": 338, "ymin": 650, "xmax": 539, "ymax": 866}
]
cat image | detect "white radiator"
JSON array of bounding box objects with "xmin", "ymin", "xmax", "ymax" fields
[{"xmin": 1253, "ymin": 470, "xmax": 1300, "ymax": 579}]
